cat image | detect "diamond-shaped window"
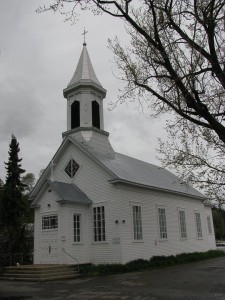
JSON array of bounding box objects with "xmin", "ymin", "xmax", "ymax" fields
[{"xmin": 65, "ymin": 159, "xmax": 79, "ymax": 178}]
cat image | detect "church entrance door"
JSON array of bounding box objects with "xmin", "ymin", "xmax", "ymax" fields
[{"xmin": 40, "ymin": 231, "xmax": 59, "ymax": 264}]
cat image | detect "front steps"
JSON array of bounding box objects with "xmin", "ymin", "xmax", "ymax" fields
[{"xmin": 0, "ymin": 264, "xmax": 79, "ymax": 281}]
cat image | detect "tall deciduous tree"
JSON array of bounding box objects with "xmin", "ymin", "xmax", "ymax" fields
[
  {"xmin": 21, "ymin": 173, "xmax": 36, "ymax": 224},
  {"xmin": 38, "ymin": 0, "xmax": 225, "ymax": 202},
  {"xmin": 21, "ymin": 173, "xmax": 36, "ymax": 195}
]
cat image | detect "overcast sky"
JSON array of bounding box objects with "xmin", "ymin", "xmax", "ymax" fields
[{"xmin": 0, "ymin": 0, "xmax": 168, "ymax": 181}]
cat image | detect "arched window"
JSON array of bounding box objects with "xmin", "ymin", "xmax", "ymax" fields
[
  {"xmin": 92, "ymin": 101, "xmax": 100, "ymax": 129},
  {"xmin": 71, "ymin": 101, "xmax": 80, "ymax": 129}
]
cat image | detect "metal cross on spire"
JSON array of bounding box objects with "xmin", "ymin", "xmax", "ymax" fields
[{"xmin": 82, "ymin": 28, "xmax": 88, "ymax": 46}]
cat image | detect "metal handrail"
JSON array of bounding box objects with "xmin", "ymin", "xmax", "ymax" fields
[{"xmin": 62, "ymin": 248, "xmax": 79, "ymax": 274}]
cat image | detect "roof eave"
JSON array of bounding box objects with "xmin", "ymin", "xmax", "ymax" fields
[
  {"xmin": 109, "ymin": 178, "xmax": 205, "ymax": 201},
  {"xmin": 62, "ymin": 126, "xmax": 109, "ymax": 139},
  {"xmin": 29, "ymin": 138, "xmax": 70, "ymax": 199},
  {"xmin": 30, "ymin": 204, "xmax": 41, "ymax": 209},
  {"xmin": 204, "ymin": 200, "xmax": 213, "ymax": 207},
  {"xmin": 57, "ymin": 199, "xmax": 92, "ymax": 206},
  {"xmin": 63, "ymin": 82, "xmax": 107, "ymax": 98}
]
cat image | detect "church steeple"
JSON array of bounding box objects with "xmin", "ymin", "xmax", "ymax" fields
[
  {"xmin": 63, "ymin": 43, "xmax": 106, "ymax": 132},
  {"xmin": 65, "ymin": 44, "xmax": 105, "ymax": 93}
]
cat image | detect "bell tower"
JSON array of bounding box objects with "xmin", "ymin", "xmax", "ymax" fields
[
  {"xmin": 62, "ymin": 41, "xmax": 114, "ymax": 157},
  {"xmin": 63, "ymin": 42, "xmax": 106, "ymax": 132}
]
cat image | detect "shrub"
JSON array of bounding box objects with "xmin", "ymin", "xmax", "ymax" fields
[
  {"xmin": 79, "ymin": 264, "xmax": 98, "ymax": 276},
  {"xmin": 79, "ymin": 250, "xmax": 225, "ymax": 277},
  {"xmin": 126, "ymin": 259, "xmax": 150, "ymax": 271},
  {"xmin": 149, "ymin": 250, "xmax": 225, "ymax": 267},
  {"xmin": 149, "ymin": 255, "xmax": 176, "ymax": 267}
]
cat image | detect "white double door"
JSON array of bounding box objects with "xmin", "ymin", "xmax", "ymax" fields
[{"xmin": 40, "ymin": 231, "xmax": 59, "ymax": 263}]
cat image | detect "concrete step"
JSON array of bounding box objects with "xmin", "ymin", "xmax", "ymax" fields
[
  {"xmin": 3, "ymin": 270, "xmax": 75, "ymax": 278},
  {"xmin": 0, "ymin": 274, "xmax": 77, "ymax": 282},
  {"xmin": 5, "ymin": 266, "xmax": 76, "ymax": 274},
  {"xmin": 0, "ymin": 264, "xmax": 79, "ymax": 282},
  {"xmin": 5, "ymin": 264, "xmax": 76, "ymax": 270}
]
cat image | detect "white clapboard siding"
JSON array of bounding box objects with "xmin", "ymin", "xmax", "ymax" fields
[
  {"xmin": 34, "ymin": 141, "xmax": 123, "ymax": 264},
  {"xmin": 119, "ymin": 185, "xmax": 216, "ymax": 263},
  {"xmin": 33, "ymin": 187, "xmax": 61, "ymax": 264},
  {"xmin": 204, "ymin": 206, "xmax": 216, "ymax": 249},
  {"xmin": 59, "ymin": 204, "xmax": 91, "ymax": 264},
  {"xmin": 33, "ymin": 139, "xmax": 216, "ymax": 265}
]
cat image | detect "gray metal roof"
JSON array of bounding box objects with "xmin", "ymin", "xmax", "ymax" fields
[
  {"xmin": 30, "ymin": 135, "xmax": 205, "ymax": 205},
  {"xmin": 70, "ymin": 137, "xmax": 205, "ymax": 199},
  {"xmin": 48, "ymin": 180, "xmax": 92, "ymax": 205},
  {"xmin": 67, "ymin": 44, "xmax": 103, "ymax": 88},
  {"xmin": 100, "ymin": 153, "xmax": 204, "ymax": 198}
]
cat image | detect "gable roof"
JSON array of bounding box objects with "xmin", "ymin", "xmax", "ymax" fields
[
  {"xmin": 30, "ymin": 134, "xmax": 205, "ymax": 203},
  {"xmin": 105, "ymin": 153, "xmax": 203, "ymax": 198},
  {"xmin": 68, "ymin": 136, "xmax": 205, "ymax": 200},
  {"xmin": 30, "ymin": 180, "xmax": 92, "ymax": 208},
  {"xmin": 48, "ymin": 180, "xmax": 92, "ymax": 205}
]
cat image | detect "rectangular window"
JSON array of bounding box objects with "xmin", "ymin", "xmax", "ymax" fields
[
  {"xmin": 158, "ymin": 207, "xmax": 167, "ymax": 239},
  {"xmin": 207, "ymin": 215, "xmax": 212, "ymax": 234},
  {"xmin": 93, "ymin": 206, "xmax": 105, "ymax": 242},
  {"xmin": 179, "ymin": 210, "xmax": 187, "ymax": 239},
  {"xmin": 42, "ymin": 215, "xmax": 58, "ymax": 230},
  {"xmin": 195, "ymin": 212, "xmax": 203, "ymax": 238},
  {"xmin": 74, "ymin": 214, "xmax": 81, "ymax": 242},
  {"xmin": 133, "ymin": 205, "xmax": 143, "ymax": 240}
]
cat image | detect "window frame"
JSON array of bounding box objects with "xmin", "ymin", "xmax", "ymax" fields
[
  {"xmin": 132, "ymin": 205, "xmax": 143, "ymax": 241},
  {"xmin": 195, "ymin": 211, "xmax": 203, "ymax": 239},
  {"xmin": 42, "ymin": 214, "xmax": 58, "ymax": 230},
  {"xmin": 178, "ymin": 209, "xmax": 188, "ymax": 240},
  {"xmin": 73, "ymin": 213, "xmax": 82, "ymax": 243},
  {"xmin": 93, "ymin": 205, "xmax": 106, "ymax": 243},
  {"xmin": 207, "ymin": 215, "xmax": 213, "ymax": 235},
  {"xmin": 157, "ymin": 206, "xmax": 168, "ymax": 240},
  {"xmin": 64, "ymin": 158, "xmax": 80, "ymax": 179}
]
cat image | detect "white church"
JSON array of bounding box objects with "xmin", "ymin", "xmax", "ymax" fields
[{"xmin": 30, "ymin": 42, "xmax": 216, "ymax": 265}]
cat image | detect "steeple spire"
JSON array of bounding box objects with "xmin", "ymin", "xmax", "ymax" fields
[
  {"xmin": 63, "ymin": 43, "xmax": 107, "ymax": 133},
  {"xmin": 64, "ymin": 44, "xmax": 106, "ymax": 97}
]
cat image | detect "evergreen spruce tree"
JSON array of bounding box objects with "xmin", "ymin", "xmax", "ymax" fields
[
  {"xmin": 0, "ymin": 135, "xmax": 25, "ymax": 255},
  {"xmin": 0, "ymin": 179, "xmax": 4, "ymax": 227}
]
